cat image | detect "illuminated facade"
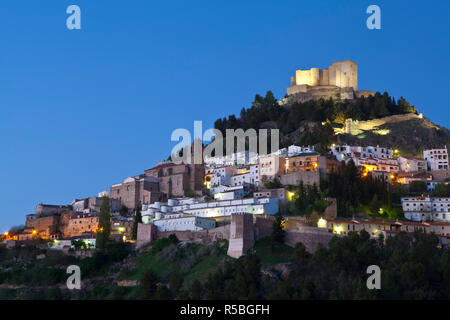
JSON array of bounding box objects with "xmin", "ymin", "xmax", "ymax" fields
[
  {"xmin": 401, "ymin": 197, "xmax": 450, "ymax": 222},
  {"xmin": 423, "ymin": 147, "xmax": 449, "ymax": 171}
]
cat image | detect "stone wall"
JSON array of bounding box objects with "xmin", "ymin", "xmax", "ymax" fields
[
  {"xmin": 136, "ymin": 223, "xmax": 157, "ymax": 249},
  {"xmin": 284, "ymin": 227, "xmax": 336, "ymax": 253},
  {"xmin": 280, "ymin": 171, "xmax": 320, "ymax": 187},
  {"xmin": 430, "ymin": 170, "xmax": 450, "ymax": 180}
]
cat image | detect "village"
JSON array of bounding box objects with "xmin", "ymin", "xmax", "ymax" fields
[{"xmin": 3, "ymin": 141, "xmax": 449, "ymax": 258}]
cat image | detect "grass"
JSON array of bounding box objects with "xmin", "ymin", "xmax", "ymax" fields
[
  {"xmin": 118, "ymin": 239, "xmax": 229, "ymax": 290},
  {"xmin": 253, "ymin": 237, "xmax": 294, "ymax": 268},
  {"xmin": 182, "ymin": 253, "xmax": 227, "ymax": 289}
]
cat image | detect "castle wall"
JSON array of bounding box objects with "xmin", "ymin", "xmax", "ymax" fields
[
  {"xmin": 136, "ymin": 223, "xmax": 157, "ymax": 249},
  {"xmin": 292, "ymin": 60, "xmax": 358, "ymax": 92},
  {"xmin": 227, "ymin": 213, "xmax": 255, "ymax": 258},
  {"xmin": 284, "ymin": 227, "xmax": 336, "ymax": 253},
  {"xmin": 280, "ymin": 171, "xmax": 320, "ymax": 187}
]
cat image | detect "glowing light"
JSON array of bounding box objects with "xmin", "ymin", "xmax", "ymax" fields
[
  {"xmin": 318, "ymin": 218, "xmax": 327, "ymax": 228},
  {"xmin": 334, "ymin": 226, "xmax": 343, "ymax": 234},
  {"xmin": 288, "ymin": 192, "xmax": 295, "ymax": 201},
  {"xmin": 32, "ymin": 230, "xmax": 37, "ymax": 235},
  {"xmin": 118, "ymin": 227, "xmax": 125, "ymax": 233},
  {"xmin": 4, "ymin": 232, "xmax": 8, "ymax": 236},
  {"xmin": 373, "ymin": 129, "xmax": 390, "ymax": 136}
]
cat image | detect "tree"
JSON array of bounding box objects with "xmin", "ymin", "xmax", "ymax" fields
[
  {"xmin": 132, "ymin": 205, "xmax": 142, "ymax": 240},
  {"xmin": 139, "ymin": 268, "xmax": 158, "ymax": 299},
  {"xmin": 154, "ymin": 285, "xmax": 172, "ymax": 300},
  {"xmin": 190, "ymin": 279, "xmax": 203, "ymax": 300},
  {"xmin": 119, "ymin": 205, "xmax": 129, "ymax": 216},
  {"xmin": 96, "ymin": 196, "xmax": 111, "ymax": 250},
  {"xmin": 169, "ymin": 272, "xmax": 183, "ymax": 298},
  {"xmin": 409, "ymin": 181, "xmax": 428, "ymax": 193},
  {"xmin": 271, "ymin": 212, "xmax": 285, "ymax": 249}
]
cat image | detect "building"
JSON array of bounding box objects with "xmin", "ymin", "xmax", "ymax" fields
[
  {"xmin": 284, "ymin": 152, "xmax": 320, "ymax": 173},
  {"xmin": 153, "ymin": 214, "xmax": 216, "ymax": 232},
  {"xmin": 110, "ymin": 175, "xmax": 161, "ymax": 209},
  {"xmin": 25, "ymin": 214, "xmax": 60, "ymax": 239},
  {"xmin": 72, "ymin": 197, "xmax": 121, "ymax": 214},
  {"xmin": 230, "ymin": 164, "xmax": 260, "ymax": 187},
  {"xmin": 330, "ymin": 144, "xmax": 393, "ymax": 162},
  {"xmin": 423, "ymin": 147, "xmax": 449, "ymax": 171},
  {"xmin": 35, "ymin": 204, "xmax": 72, "ymax": 216},
  {"xmin": 214, "ymin": 186, "xmax": 246, "ymax": 201},
  {"xmin": 396, "ymin": 172, "xmax": 432, "ymax": 185},
  {"xmin": 227, "ymin": 213, "xmax": 255, "ymax": 258},
  {"xmin": 207, "ymin": 166, "xmax": 236, "ymax": 190},
  {"xmin": 320, "ymin": 218, "xmax": 450, "ymax": 246},
  {"xmin": 141, "ymin": 196, "xmax": 279, "ymax": 223},
  {"xmin": 259, "ymin": 154, "xmax": 285, "ymax": 182},
  {"xmin": 205, "ymin": 151, "xmax": 258, "ymax": 166},
  {"xmin": 111, "ymin": 216, "xmax": 134, "ymax": 241},
  {"xmin": 65, "ymin": 212, "xmax": 99, "ymax": 238},
  {"xmin": 285, "ymin": 60, "xmax": 374, "ymax": 102},
  {"xmin": 398, "ymin": 156, "xmax": 426, "ymax": 173},
  {"xmin": 254, "ymin": 188, "xmax": 287, "ymax": 202},
  {"xmin": 401, "ymin": 197, "xmax": 450, "ymax": 222},
  {"xmin": 145, "ymin": 161, "xmax": 204, "ymax": 198},
  {"xmin": 355, "ymin": 157, "xmax": 399, "ymax": 174}
]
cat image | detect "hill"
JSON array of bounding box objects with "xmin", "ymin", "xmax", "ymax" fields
[{"xmin": 213, "ymin": 91, "xmax": 450, "ymax": 155}]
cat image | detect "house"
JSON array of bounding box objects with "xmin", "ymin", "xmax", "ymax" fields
[
  {"xmin": 398, "ymin": 156, "xmax": 426, "ymax": 172},
  {"xmin": 401, "ymin": 197, "xmax": 450, "ymax": 222},
  {"xmin": 110, "ymin": 175, "xmax": 161, "ymax": 209},
  {"xmin": 284, "ymin": 152, "xmax": 320, "ymax": 173},
  {"xmin": 423, "ymin": 147, "xmax": 449, "ymax": 171}
]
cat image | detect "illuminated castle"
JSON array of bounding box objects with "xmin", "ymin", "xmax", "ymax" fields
[{"xmin": 285, "ymin": 60, "xmax": 374, "ymax": 103}]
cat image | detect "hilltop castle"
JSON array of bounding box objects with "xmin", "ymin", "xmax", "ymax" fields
[{"xmin": 284, "ymin": 60, "xmax": 374, "ymax": 103}]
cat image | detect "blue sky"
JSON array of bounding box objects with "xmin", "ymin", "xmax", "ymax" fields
[{"xmin": 0, "ymin": 0, "xmax": 449, "ymax": 230}]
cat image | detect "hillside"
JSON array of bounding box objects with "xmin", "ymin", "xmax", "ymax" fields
[
  {"xmin": 214, "ymin": 91, "xmax": 450, "ymax": 155},
  {"xmin": 2, "ymin": 230, "xmax": 449, "ymax": 300}
]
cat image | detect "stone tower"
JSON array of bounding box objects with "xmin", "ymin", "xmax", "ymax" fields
[{"xmin": 227, "ymin": 213, "xmax": 255, "ymax": 258}]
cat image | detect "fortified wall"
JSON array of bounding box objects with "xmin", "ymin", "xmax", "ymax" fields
[{"xmin": 283, "ymin": 60, "xmax": 374, "ymax": 103}]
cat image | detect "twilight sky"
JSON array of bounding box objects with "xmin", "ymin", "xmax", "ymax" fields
[{"xmin": 0, "ymin": 0, "xmax": 449, "ymax": 229}]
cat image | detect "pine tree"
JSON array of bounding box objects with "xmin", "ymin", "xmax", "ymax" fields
[
  {"xmin": 96, "ymin": 196, "xmax": 111, "ymax": 250},
  {"xmin": 139, "ymin": 268, "xmax": 158, "ymax": 300},
  {"xmin": 132, "ymin": 205, "xmax": 142, "ymax": 240},
  {"xmin": 271, "ymin": 212, "xmax": 285, "ymax": 250},
  {"xmin": 190, "ymin": 279, "xmax": 203, "ymax": 300}
]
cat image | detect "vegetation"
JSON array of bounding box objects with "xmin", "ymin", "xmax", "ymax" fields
[
  {"xmin": 320, "ymin": 160, "xmax": 402, "ymax": 219},
  {"xmin": 132, "ymin": 205, "xmax": 142, "ymax": 240},
  {"xmin": 213, "ymin": 90, "xmax": 450, "ymax": 157},
  {"xmin": 96, "ymin": 196, "xmax": 111, "ymax": 250},
  {"xmin": 1, "ymin": 230, "xmax": 448, "ymax": 300}
]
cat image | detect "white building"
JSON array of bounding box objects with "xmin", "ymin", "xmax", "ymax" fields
[
  {"xmin": 207, "ymin": 166, "xmax": 236, "ymax": 191},
  {"xmin": 141, "ymin": 196, "xmax": 279, "ymax": 222},
  {"xmin": 205, "ymin": 150, "xmax": 259, "ymax": 167},
  {"xmin": 398, "ymin": 156, "xmax": 426, "ymax": 172},
  {"xmin": 230, "ymin": 164, "xmax": 259, "ymax": 187},
  {"xmin": 153, "ymin": 214, "xmax": 216, "ymax": 232},
  {"xmin": 401, "ymin": 197, "xmax": 450, "ymax": 222},
  {"xmin": 214, "ymin": 186, "xmax": 245, "ymax": 200},
  {"xmin": 331, "ymin": 145, "xmax": 393, "ymax": 162},
  {"xmin": 354, "ymin": 157, "xmax": 399, "ymax": 173},
  {"xmin": 423, "ymin": 147, "xmax": 448, "ymax": 171}
]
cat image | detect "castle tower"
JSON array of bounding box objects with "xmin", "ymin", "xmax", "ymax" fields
[{"xmin": 227, "ymin": 213, "xmax": 255, "ymax": 258}]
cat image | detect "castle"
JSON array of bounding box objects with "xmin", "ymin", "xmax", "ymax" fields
[{"xmin": 284, "ymin": 60, "xmax": 374, "ymax": 103}]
